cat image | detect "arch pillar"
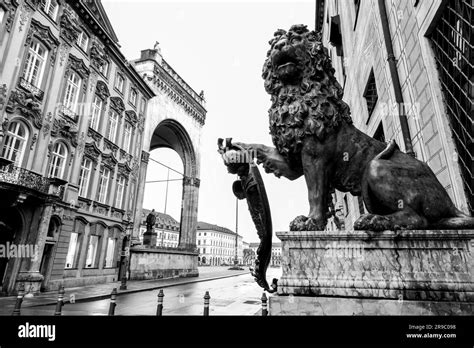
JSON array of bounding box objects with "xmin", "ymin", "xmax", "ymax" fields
[{"xmin": 179, "ymin": 176, "xmax": 200, "ymax": 250}]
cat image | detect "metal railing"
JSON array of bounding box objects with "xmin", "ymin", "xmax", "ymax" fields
[
  {"xmin": 0, "ymin": 164, "xmax": 50, "ymax": 194},
  {"xmin": 430, "ymin": 0, "xmax": 473, "ymax": 214},
  {"xmin": 19, "ymin": 77, "xmax": 45, "ymax": 100}
]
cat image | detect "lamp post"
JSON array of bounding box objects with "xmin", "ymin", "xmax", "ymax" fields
[
  {"xmin": 120, "ymin": 224, "xmax": 132, "ymax": 290},
  {"xmin": 234, "ymin": 197, "xmax": 239, "ymax": 266}
]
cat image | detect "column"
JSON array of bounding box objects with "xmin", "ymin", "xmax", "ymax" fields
[{"xmin": 178, "ymin": 176, "xmax": 200, "ymax": 250}]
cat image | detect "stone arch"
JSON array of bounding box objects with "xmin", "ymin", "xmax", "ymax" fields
[{"xmin": 148, "ymin": 118, "xmax": 199, "ymax": 250}]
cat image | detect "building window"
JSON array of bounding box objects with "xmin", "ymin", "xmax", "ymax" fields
[
  {"xmin": 123, "ymin": 123, "xmax": 132, "ymax": 153},
  {"xmin": 48, "ymin": 142, "xmax": 68, "ymax": 179},
  {"xmin": 129, "ymin": 88, "xmax": 137, "ymax": 106},
  {"xmin": 63, "ymin": 71, "xmax": 81, "ymax": 114},
  {"xmin": 78, "ymin": 157, "xmax": 92, "ymax": 197},
  {"xmin": 85, "ymin": 235, "xmax": 99, "ymax": 268},
  {"xmin": 65, "ymin": 232, "xmax": 78, "ymax": 269},
  {"xmin": 115, "ymin": 176, "xmax": 125, "ymax": 208},
  {"xmin": 107, "ymin": 110, "xmax": 118, "ymax": 142},
  {"xmin": 363, "ymin": 69, "xmax": 378, "ymax": 119},
  {"xmin": 430, "ymin": 0, "xmax": 473, "ymax": 214},
  {"xmin": 90, "ymin": 95, "xmax": 103, "ymax": 130},
  {"xmin": 104, "ymin": 238, "xmax": 115, "ymax": 268},
  {"xmin": 41, "ymin": 0, "xmax": 59, "ymax": 21},
  {"xmin": 98, "ymin": 167, "xmax": 111, "ymax": 204},
  {"xmin": 1, "ymin": 121, "xmax": 29, "ymax": 166},
  {"xmin": 76, "ymin": 30, "xmax": 89, "ymax": 52},
  {"xmin": 115, "ymin": 73, "xmax": 124, "ymax": 93},
  {"xmin": 22, "ymin": 41, "xmax": 48, "ymax": 94}
]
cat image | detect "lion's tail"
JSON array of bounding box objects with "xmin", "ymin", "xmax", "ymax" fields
[{"xmin": 374, "ymin": 139, "xmax": 399, "ymax": 160}]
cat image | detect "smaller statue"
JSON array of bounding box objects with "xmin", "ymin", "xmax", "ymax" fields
[
  {"xmin": 146, "ymin": 209, "xmax": 156, "ymax": 232},
  {"xmin": 153, "ymin": 41, "xmax": 160, "ymax": 51}
]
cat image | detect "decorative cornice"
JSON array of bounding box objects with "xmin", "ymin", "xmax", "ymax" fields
[
  {"xmin": 124, "ymin": 110, "xmax": 138, "ymax": 125},
  {"xmin": 1, "ymin": 0, "xmax": 19, "ymax": 33},
  {"xmin": 84, "ymin": 141, "xmax": 102, "ymax": 162},
  {"xmin": 59, "ymin": 5, "xmax": 80, "ymax": 45},
  {"xmin": 65, "ymin": 54, "xmax": 90, "ymax": 79},
  {"xmin": 117, "ymin": 162, "xmax": 132, "ymax": 177},
  {"xmin": 90, "ymin": 38, "xmax": 109, "ymax": 72},
  {"xmin": 109, "ymin": 96, "xmax": 125, "ymax": 114},
  {"xmin": 102, "ymin": 152, "xmax": 118, "ymax": 169},
  {"xmin": 25, "ymin": 19, "xmax": 60, "ymax": 67},
  {"xmin": 87, "ymin": 127, "xmax": 102, "ymax": 144},
  {"xmin": 51, "ymin": 116, "xmax": 78, "ymax": 147},
  {"xmin": 5, "ymin": 89, "xmax": 43, "ymax": 129},
  {"xmin": 152, "ymin": 64, "xmax": 206, "ymax": 126},
  {"xmin": 103, "ymin": 137, "xmax": 119, "ymax": 156},
  {"xmin": 95, "ymin": 80, "xmax": 110, "ymax": 100}
]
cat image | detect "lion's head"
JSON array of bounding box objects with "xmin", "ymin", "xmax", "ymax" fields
[{"xmin": 262, "ymin": 24, "xmax": 352, "ymax": 166}]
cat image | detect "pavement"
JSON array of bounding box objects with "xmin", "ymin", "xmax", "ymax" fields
[{"xmin": 0, "ymin": 266, "xmax": 250, "ymax": 315}]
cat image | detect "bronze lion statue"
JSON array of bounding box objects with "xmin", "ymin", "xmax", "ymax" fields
[{"xmin": 234, "ymin": 24, "xmax": 474, "ymax": 231}]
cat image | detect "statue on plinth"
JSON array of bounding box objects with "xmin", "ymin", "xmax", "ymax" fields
[
  {"xmin": 146, "ymin": 209, "xmax": 156, "ymax": 233},
  {"xmin": 143, "ymin": 209, "xmax": 157, "ymax": 246},
  {"xmin": 218, "ymin": 24, "xmax": 474, "ymax": 299}
]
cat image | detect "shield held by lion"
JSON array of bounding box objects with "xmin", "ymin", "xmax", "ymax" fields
[{"xmin": 221, "ymin": 24, "xmax": 474, "ymax": 232}]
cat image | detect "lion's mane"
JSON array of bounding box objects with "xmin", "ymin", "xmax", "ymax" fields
[{"xmin": 262, "ymin": 24, "xmax": 352, "ymax": 167}]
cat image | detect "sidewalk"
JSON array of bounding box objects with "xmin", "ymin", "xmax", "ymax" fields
[{"xmin": 0, "ymin": 266, "xmax": 249, "ymax": 315}]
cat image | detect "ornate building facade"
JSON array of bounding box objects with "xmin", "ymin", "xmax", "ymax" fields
[
  {"xmin": 196, "ymin": 221, "xmax": 243, "ymax": 266},
  {"xmin": 0, "ymin": 0, "xmax": 154, "ymax": 294},
  {"xmin": 318, "ymin": 0, "xmax": 472, "ymax": 230}
]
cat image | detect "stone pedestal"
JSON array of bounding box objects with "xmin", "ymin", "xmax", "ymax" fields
[
  {"xmin": 270, "ymin": 230, "xmax": 474, "ymax": 315},
  {"xmin": 142, "ymin": 229, "xmax": 157, "ymax": 247}
]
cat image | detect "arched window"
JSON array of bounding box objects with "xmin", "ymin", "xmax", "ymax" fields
[
  {"xmin": 1, "ymin": 121, "xmax": 29, "ymax": 166},
  {"xmin": 48, "ymin": 142, "xmax": 68, "ymax": 178}
]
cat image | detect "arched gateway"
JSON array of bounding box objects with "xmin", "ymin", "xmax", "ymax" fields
[{"xmin": 130, "ymin": 46, "xmax": 206, "ymax": 257}]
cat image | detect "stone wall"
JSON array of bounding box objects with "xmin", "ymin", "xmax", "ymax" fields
[{"xmin": 129, "ymin": 247, "xmax": 198, "ymax": 280}]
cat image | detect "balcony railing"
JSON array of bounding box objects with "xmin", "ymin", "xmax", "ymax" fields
[
  {"xmin": 19, "ymin": 78, "xmax": 45, "ymax": 101},
  {"xmin": 58, "ymin": 104, "xmax": 78, "ymax": 122},
  {"xmin": 0, "ymin": 164, "xmax": 64, "ymax": 198},
  {"xmin": 0, "ymin": 164, "xmax": 50, "ymax": 193}
]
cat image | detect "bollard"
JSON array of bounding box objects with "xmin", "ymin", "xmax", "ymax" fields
[
  {"xmin": 108, "ymin": 288, "xmax": 117, "ymax": 316},
  {"xmin": 156, "ymin": 289, "xmax": 164, "ymax": 316},
  {"xmin": 261, "ymin": 293, "xmax": 268, "ymax": 316},
  {"xmin": 12, "ymin": 284, "xmax": 25, "ymax": 316},
  {"xmin": 203, "ymin": 291, "xmax": 210, "ymax": 316},
  {"xmin": 54, "ymin": 286, "xmax": 65, "ymax": 316}
]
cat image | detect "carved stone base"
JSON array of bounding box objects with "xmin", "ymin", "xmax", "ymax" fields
[
  {"xmin": 142, "ymin": 231, "xmax": 157, "ymax": 247},
  {"xmin": 276, "ymin": 230, "xmax": 474, "ymax": 302},
  {"xmin": 269, "ymin": 295, "xmax": 474, "ymax": 315},
  {"xmin": 15, "ymin": 271, "xmax": 44, "ymax": 295}
]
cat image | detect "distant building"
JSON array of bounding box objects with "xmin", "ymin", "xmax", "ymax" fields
[
  {"xmin": 249, "ymin": 242, "xmax": 281, "ymax": 267},
  {"xmin": 196, "ymin": 221, "xmax": 243, "ymax": 266},
  {"xmin": 138, "ymin": 208, "xmax": 180, "ymax": 248}
]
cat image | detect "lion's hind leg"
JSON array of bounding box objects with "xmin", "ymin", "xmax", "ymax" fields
[{"xmin": 354, "ymin": 208, "xmax": 428, "ymax": 231}]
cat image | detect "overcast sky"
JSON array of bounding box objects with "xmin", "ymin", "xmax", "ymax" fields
[{"xmin": 102, "ymin": 0, "xmax": 315, "ymax": 243}]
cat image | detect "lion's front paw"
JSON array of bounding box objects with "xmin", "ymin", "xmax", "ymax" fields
[
  {"xmin": 290, "ymin": 216, "xmax": 327, "ymax": 231},
  {"xmin": 289, "ymin": 215, "xmax": 308, "ymax": 231}
]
